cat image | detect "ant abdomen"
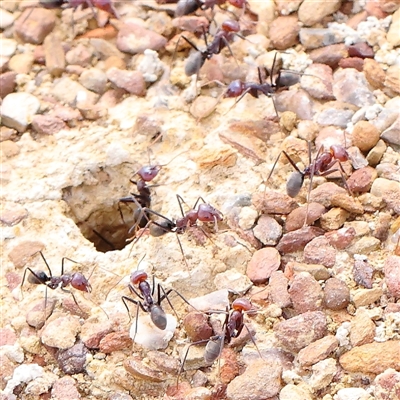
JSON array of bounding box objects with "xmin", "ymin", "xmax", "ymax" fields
[
  {"xmin": 286, "ymin": 170, "xmax": 305, "ymax": 198},
  {"xmin": 151, "ymin": 305, "xmax": 168, "ymax": 330},
  {"xmin": 149, "ymin": 220, "xmax": 173, "ymax": 237},
  {"xmin": 204, "ymin": 336, "xmax": 223, "ymax": 364},
  {"xmin": 130, "ymin": 271, "xmax": 148, "ymax": 286},
  {"xmin": 221, "ymin": 20, "xmax": 240, "ymax": 32},
  {"xmin": 28, "ymin": 270, "xmax": 49, "ymax": 285},
  {"xmin": 185, "ymin": 52, "xmax": 206, "ymax": 77}
]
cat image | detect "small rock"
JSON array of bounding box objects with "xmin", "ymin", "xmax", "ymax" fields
[
  {"xmin": 274, "ymin": 89, "xmax": 314, "ymax": 120},
  {"xmin": 298, "ymin": 335, "xmax": 338, "ymax": 367},
  {"xmin": 269, "ymin": 271, "xmax": 291, "ymax": 308},
  {"xmin": 285, "ymin": 203, "xmax": 326, "ymax": 232},
  {"xmin": 0, "ymin": 38, "xmax": 17, "ymax": 58},
  {"xmin": 0, "ymin": 72, "xmax": 17, "ymax": 99},
  {"xmin": 43, "ymin": 33, "xmax": 65, "ymax": 77},
  {"xmin": 316, "ymin": 107, "xmax": 355, "ymax": 128},
  {"xmin": 381, "ymin": 115, "xmax": 400, "ymax": 146},
  {"xmin": 300, "ymin": 63, "xmax": 334, "ymax": 100},
  {"xmin": 8, "ymin": 241, "xmax": 45, "ymax": 268},
  {"xmin": 41, "ymin": 315, "xmax": 81, "ymax": 349},
  {"xmin": 309, "ymin": 182, "xmax": 347, "ymax": 208},
  {"xmin": 52, "ymin": 77, "xmax": 99, "ymax": 107},
  {"xmin": 80, "ymin": 320, "xmax": 113, "ymax": 349},
  {"xmin": 286, "ymin": 262, "xmax": 330, "ymax": 281},
  {"xmin": 253, "ymin": 215, "xmax": 282, "ymax": 245},
  {"xmin": 348, "ymin": 42, "xmax": 374, "ymax": 58},
  {"xmin": 299, "ymin": 28, "xmax": 341, "ymax": 50},
  {"xmin": 347, "ymin": 145, "xmax": 369, "ymax": 169},
  {"xmin": 0, "ymin": 8, "xmax": 15, "ymax": 29},
  {"xmin": 220, "ymin": 348, "xmax": 240, "ymax": 385},
  {"xmin": 226, "ymin": 359, "xmax": 282, "ymax": 400},
  {"xmin": 106, "ymin": 68, "xmax": 146, "ymax": 96},
  {"xmin": 298, "ymin": 0, "xmax": 341, "ymax": 26},
  {"xmin": 252, "ymin": 191, "xmax": 298, "ymax": 215},
  {"xmin": 99, "ymin": 330, "xmax": 133, "ymax": 353},
  {"xmin": 14, "ymin": 8, "xmax": 56, "ymax": 44},
  {"xmin": 384, "ymin": 256, "xmax": 400, "ymax": 297},
  {"xmin": 347, "ymin": 236, "xmax": 381, "ymax": 255},
  {"xmin": 0, "ymin": 328, "xmax": 17, "ymax": 347},
  {"xmin": 280, "ymin": 384, "xmax": 313, "ymax": 400},
  {"xmin": 352, "ymin": 287, "xmax": 383, "ymax": 308},
  {"xmin": 79, "ymin": 68, "xmax": 108, "ymax": 94},
  {"xmin": 374, "ymin": 369, "xmax": 400, "ymax": 400},
  {"xmin": 325, "ymin": 226, "xmax": 356, "ymax": 249},
  {"xmin": 320, "ymin": 207, "xmax": 350, "ymax": 230},
  {"xmin": 366, "ymin": 139, "xmax": 386, "ymax": 166},
  {"xmin": 350, "ymin": 308, "xmax": 375, "ymax": 346},
  {"xmin": 146, "ymin": 351, "xmax": 180, "ymax": 374},
  {"xmin": 309, "ymin": 358, "xmax": 337, "ymax": 391},
  {"xmin": 1, "ymin": 92, "xmax": 41, "ymax": 133},
  {"xmin": 353, "ymin": 259, "xmax": 374, "ymax": 289},
  {"xmin": 51, "ymin": 376, "xmax": 81, "ymax": 400},
  {"xmin": 124, "ymin": 356, "xmax": 165, "ymax": 382},
  {"xmin": 323, "ymin": 278, "xmax": 350, "ymax": 310},
  {"xmin": 8, "ymin": 53, "xmax": 35, "ymax": 74},
  {"xmin": 172, "ymin": 16, "xmax": 209, "ymax": 33},
  {"xmin": 330, "ymin": 193, "xmax": 364, "ymax": 214},
  {"xmin": 339, "ymin": 341, "xmax": 400, "ymax": 374},
  {"xmin": 363, "ymin": 58, "xmax": 386, "ymax": 90},
  {"xmin": 183, "ymin": 312, "xmax": 213, "ymax": 342},
  {"xmin": 57, "ymin": 342, "xmax": 88, "ymax": 375},
  {"xmin": 26, "ymin": 299, "xmax": 57, "ymax": 329},
  {"xmin": 274, "ymin": 311, "xmax": 327, "ymax": 352},
  {"xmin": 269, "ymin": 15, "xmax": 300, "ymax": 50},
  {"xmin": 352, "ymin": 121, "xmax": 380, "ymax": 152},
  {"xmin": 31, "ymin": 115, "xmax": 67, "ymax": 135},
  {"xmin": 387, "ymin": 7, "xmax": 400, "ymax": 47},
  {"xmin": 277, "ymin": 227, "xmax": 325, "ymax": 254},
  {"xmin": 347, "ymin": 166, "xmax": 377, "ymax": 193},
  {"xmin": 246, "ymin": 247, "xmax": 281, "ymax": 284},
  {"xmin": 214, "ymin": 269, "xmax": 252, "ymax": 295},
  {"xmin": 237, "ymin": 206, "xmax": 258, "ymax": 230},
  {"xmin": 304, "ymin": 236, "xmax": 337, "ymax": 267},
  {"xmin": 373, "ymin": 212, "xmax": 392, "ymax": 242},
  {"xmin": 65, "ymin": 43, "xmax": 93, "ymax": 67},
  {"xmin": 359, "ymin": 193, "xmax": 385, "ymax": 212},
  {"xmin": 289, "ymin": 272, "xmax": 324, "ymax": 313},
  {"xmin": 117, "ymin": 22, "xmax": 167, "ymax": 54},
  {"xmin": 0, "ymin": 140, "xmax": 20, "ymax": 158},
  {"xmin": 339, "ymin": 56, "xmax": 364, "ymax": 72}
]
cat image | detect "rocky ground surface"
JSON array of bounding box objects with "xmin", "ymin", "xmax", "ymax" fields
[{"xmin": 1, "ymin": 0, "xmax": 400, "ymax": 399}]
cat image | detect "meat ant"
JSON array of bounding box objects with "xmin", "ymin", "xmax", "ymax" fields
[
  {"xmin": 177, "ymin": 297, "xmax": 260, "ymax": 385},
  {"xmin": 175, "ymin": 0, "xmax": 247, "ymax": 17},
  {"xmin": 21, "ymin": 251, "xmax": 92, "ymax": 319}
]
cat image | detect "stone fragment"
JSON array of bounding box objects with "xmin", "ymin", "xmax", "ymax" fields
[
  {"xmin": 124, "ymin": 356, "xmax": 165, "ymax": 382},
  {"xmin": 31, "ymin": 115, "xmax": 67, "ymax": 135},
  {"xmin": 172, "ymin": 16, "xmax": 209, "ymax": 33},
  {"xmin": 246, "ymin": 247, "xmax": 281, "ymax": 284},
  {"xmin": 309, "ymin": 182, "xmax": 347, "ymax": 208},
  {"xmin": 26, "ymin": 299, "xmax": 57, "ymax": 330},
  {"xmin": 274, "ymin": 311, "xmax": 327, "ymax": 352},
  {"xmin": 304, "ymin": 236, "xmax": 337, "ymax": 267},
  {"xmin": 1, "ymin": 93, "xmax": 41, "ymax": 133},
  {"xmin": 44, "ymin": 33, "xmax": 65, "ymax": 77},
  {"xmin": 286, "ymin": 262, "xmax": 330, "ymax": 281},
  {"xmin": 146, "ymin": 351, "xmax": 180, "ymax": 374},
  {"xmin": 373, "ymin": 212, "xmax": 392, "ymax": 242},
  {"xmin": 252, "ymin": 214, "xmax": 282, "ymax": 245},
  {"xmin": 298, "ymin": 0, "xmax": 341, "ymax": 26},
  {"xmin": 309, "ymin": 358, "xmax": 337, "ymax": 390},
  {"xmin": 348, "ymin": 42, "xmax": 374, "ymax": 58},
  {"xmin": 339, "ymin": 341, "xmax": 400, "ymax": 374},
  {"xmin": 183, "ymin": 312, "xmax": 213, "ymax": 342},
  {"xmin": 220, "ymin": 348, "xmax": 240, "ymax": 384},
  {"xmin": 353, "ymin": 259, "xmax": 374, "ymax": 289},
  {"xmin": 299, "ymin": 28, "xmax": 341, "ymax": 49},
  {"xmin": 330, "ymin": 193, "xmax": 364, "ymax": 215},
  {"xmin": 57, "ymin": 342, "xmax": 88, "ymax": 375},
  {"xmin": 339, "ymin": 56, "xmax": 364, "ymax": 71},
  {"xmin": 320, "ymin": 208, "xmax": 349, "ymax": 231},
  {"xmin": 269, "ymin": 15, "xmax": 300, "ymax": 50},
  {"xmin": 366, "ymin": 139, "xmax": 386, "ymax": 166},
  {"xmin": 80, "ymin": 321, "xmax": 113, "ymax": 349},
  {"xmin": 363, "ymin": 58, "xmax": 386, "ymax": 90},
  {"xmin": 117, "ymin": 23, "xmax": 167, "ymax": 54},
  {"xmin": 252, "ymin": 191, "xmax": 298, "ymax": 215},
  {"xmin": 374, "ymin": 368, "xmax": 400, "ymax": 400},
  {"xmin": 352, "ymin": 287, "xmax": 383, "ymax": 308},
  {"xmin": 99, "ymin": 330, "xmax": 133, "ymax": 353},
  {"xmin": 0, "ymin": 8, "xmax": 14, "ymax": 29},
  {"xmin": 325, "ymin": 226, "xmax": 356, "ymax": 249},
  {"xmin": 384, "ymin": 256, "xmax": 400, "ymax": 297},
  {"xmin": 347, "ymin": 145, "xmax": 369, "ymax": 169},
  {"xmin": 106, "ymin": 68, "xmax": 146, "ymax": 96},
  {"xmin": 300, "ymin": 63, "xmax": 334, "ymax": 100},
  {"xmin": 269, "ymin": 271, "xmax": 291, "ymax": 308},
  {"xmin": 0, "ymin": 72, "xmax": 17, "ymax": 99},
  {"xmin": 14, "ymin": 8, "xmax": 56, "ymax": 44},
  {"xmin": 323, "ymin": 278, "xmax": 350, "ymax": 310},
  {"xmin": 289, "ymin": 272, "xmax": 323, "ymax": 313},
  {"xmin": 8, "ymin": 241, "xmax": 45, "ymax": 268},
  {"xmin": 347, "ymin": 236, "xmax": 381, "ymax": 255},
  {"xmin": 51, "ymin": 376, "xmax": 81, "ymax": 400},
  {"xmin": 347, "ymin": 166, "xmax": 377, "ymax": 193},
  {"xmin": 352, "ymin": 121, "xmax": 380, "ymax": 152},
  {"xmin": 0, "ymin": 328, "xmax": 17, "ymax": 347},
  {"xmin": 65, "ymin": 43, "xmax": 93, "ymax": 67},
  {"xmin": 359, "ymin": 193, "xmax": 385, "ymax": 212},
  {"xmin": 350, "ymin": 308, "xmax": 375, "ymax": 346},
  {"xmin": 285, "ymin": 203, "xmax": 326, "ymax": 232},
  {"xmin": 0, "ymin": 38, "xmax": 17, "ymax": 58},
  {"xmin": 41, "ymin": 315, "xmax": 81, "ymax": 349},
  {"xmin": 274, "ymin": 89, "xmax": 314, "ymax": 120},
  {"xmin": 298, "ymin": 335, "xmax": 338, "ymax": 367},
  {"xmin": 226, "ymin": 359, "xmax": 282, "ymax": 400},
  {"xmin": 277, "ymin": 227, "xmax": 325, "ymax": 254},
  {"xmin": 387, "ymin": 7, "xmax": 400, "ymax": 47},
  {"xmin": 381, "ymin": 115, "xmax": 400, "ymax": 146},
  {"xmin": 8, "ymin": 53, "xmax": 34, "ymax": 74},
  {"xmin": 385, "ymin": 65, "xmax": 400, "ymax": 95},
  {"xmin": 52, "ymin": 77, "xmax": 99, "ymax": 107},
  {"xmin": 280, "ymin": 383, "xmax": 313, "ymax": 400},
  {"xmin": 79, "ymin": 68, "xmax": 108, "ymax": 94},
  {"xmin": 90, "ymin": 38, "xmax": 125, "ymax": 60}
]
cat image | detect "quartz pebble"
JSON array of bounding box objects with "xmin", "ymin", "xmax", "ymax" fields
[
  {"xmin": 269, "ymin": 271, "xmax": 291, "ymax": 308},
  {"xmin": 374, "ymin": 369, "xmax": 400, "ymax": 400},
  {"xmin": 51, "ymin": 376, "xmax": 81, "ymax": 400},
  {"xmin": 370, "ymin": 178, "xmax": 400, "ymax": 214},
  {"xmin": 32, "ymin": 115, "xmax": 67, "ymax": 135},
  {"xmin": 309, "ymin": 182, "xmax": 347, "ymax": 208},
  {"xmin": 350, "ymin": 308, "xmax": 375, "ymax": 346},
  {"xmin": 381, "ymin": 115, "xmax": 400, "ymax": 146},
  {"xmin": 320, "ymin": 208, "xmax": 349, "ymax": 230},
  {"xmin": 298, "ymin": 0, "xmax": 341, "ymax": 26},
  {"xmin": 323, "ymin": 278, "xmax": 350, "ymax": 310},
  {"xmin": 300, "ymin": 63, "xmax": 334, "ymax": 100},
  {"xmin": 52, "ymin": 77, "xmax": 99, "ymax": 106},
  {"xmin": 286, "ymin": 262, "xmax": 330, "ymax": 281},
  {"xmin": 26, "ymin": 299, "xmax": 57, "ymax": 330},
  {"xmin": 325, "ymin": 226, "xmax": 356, "ymax": 249},
  {"xmin": 252, "ymin": 191, "xmax": 298, "ymax": 215},
  {"xmin": 106, "ymin": 68, "xmax": 146, "ymax": 96},
  {"xmin": 269, "ymin": 15, "xmax": 300, "ymax": 50}
]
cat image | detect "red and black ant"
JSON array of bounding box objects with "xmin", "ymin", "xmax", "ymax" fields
[{"xmin": 175, "ymin": 0, "xmax": 247, "ymax": 17}]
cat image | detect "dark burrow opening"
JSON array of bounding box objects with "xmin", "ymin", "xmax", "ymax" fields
[{"xmin": 62, "ymin": 165, "xmax": 141, "ymax": 252}]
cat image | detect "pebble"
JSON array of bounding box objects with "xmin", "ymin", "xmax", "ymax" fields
[
  {"xmin": 289, "ymin": 272, "xmax": 324, "ymax": 313},
  {"xmin": 348, "ymin": 42, "xmax": 374, "ymax": 58},
  {"xmin": 226, "ymin": 359, "xmax": 282, "ymax": 400},
  {"xmin": 381, "ymin": 115, "xmax": 400, "ymax": 146},
  {"xmin": 65, "ymin": 44, "xmax": 93, "ymax": 67},
  {"xmin": 352, "ymin": 121, "xmax": 380, "ymax": 152},
  {"xmin": 32, "ymin": 115, "xmax": 67, "ymax": 135},
  {"xmin": 374, "ymin": 369, "xmax": 400, "ymax": 400},
  {"xmin": 297, "ymin": 335, "xmax": 338, "ymax": 367},
  {"xmin": 373, "ymin": 212, "xmax": 392, "ymax": 242},
  {"xmin": 26, "ymin": 299, "xmax": 57, "ymax": 330},
  {"xmin": 363, "ymin": 58, "xmax": 386, "ymax": 90},
  {"xmin": 353, "ymin": 259, "xmax": 374, "ymax": 289},
  {"xmin": 172, "ymin": 16, "xmax": 209, "ymax": 32},
  {"xmin": 80, "ymin": 320, "xmax": 113, "ymax": 349},
  {"xmin": 7, "ymin": 241, "xmax": 45, "ymax": 268},
  {"xmin": 124, "ymin": 356, "xmax": 165, "ymax": 382},
  {"xmin": 246, "ymin": 247, "xmax": 281, "ymax": 284},
  {"xmin": 279, "ymin": 384, "xmax": 313, "ymax": 400},
  {"xmin": 0, "ymin": 71, "xmax": 17, "ymax": 99},
  {"xmin": 387, "ymin": 7, "xmax": 400, "ymax": 47},
  {"xmin": 320, "ymin": 208, "xmax": 350, "ymax": 230},
  {"xmin": 0, "ymin": 328, "xmax": 17, "ymax": 347},
  {"xmin": 371, "ymin": 178, "xmax": 400, "ymax": 214},
  {"xmin": 220, "ymin": 348, "xmax": 240, "ymax": 384},
  {"xmin": 347, "ymin": 145, "xmax": 369, "ymax": 169},
  {"xmin": 52, "ymin": 77, "xmax": 99, "ymax": 107},
  {"xmin": 57, "ymin": 342, "xmax": 89, "ymax": 375},
  {"xmin": 79, "ymin": 68, "xmax": 108, "ymax": 94},
  {"xmin": 99, "ymin": 330, "xmax": 133, "ymax": 353},
  {"xmin": 366, "ymin": 139, "xmax": 386, "ymax": 166},
  {"xmin": 117, "ymin": 22, "xmax": 167, "ymax": 54},
  {"xmin": 277, "ymin": 226, "xmax": 325, "ymax": 254},
  {"xmin": 274, "ymin": 89, "xmax": 314, "ymax": 120},
  {"xmin": 323, "ymin": 278, "xmax": 350, "ymax": 310},
  {"xmin": 274, "ymin": 311, "xmax": 327, "ymax": 352},
  {"xmin": 331, "ymin": 193, "xmax": 364, "ymax": 215},
  {"xmin": 269, "ymin": 271, "xmax": 291, "ymax": 308},
  {"xmin": 384, "ymin": 255, "xmax": 400, "ymax": 297},
  {"xmin": 300, "ymin": 63, "xmax": 334, "ymax": 100},
  {"xmin": 269, "ymin": 15, "xmax": 300, "ymax": 50},
  {"xmin": 352, "ymin": 287, "xmax": 383, "ymax": 308},
  {"xmin": 51, "ymin": 376, "xmax": 81, "ymax": 400},
  {"xmin": 146, "ymin": 351, "xmax": 180, "ymax": 374},
  {"xmin": 8, "ymin": 53, "xmax": 35, "ymax": 74},
  {"xmin": 1, "ymin": 140, "xmax": 20, "ymax": 158},
  {"xmin": 286, "ymin": 262, "xmax": 330, "ymax": 281},
  {"xmin": 285, "ymin": 203, "xmax": 326, "ymax": 232},
  {"xmin": 0, "ymin": 38, "xmax": 17, "ymax": 58},
  {"xmin": 1, "ymin": 92, "xmax": 41, "ymax": 133},
  {"xmin": 347, "ymin": 236, "xmax": 381, "ymax": 255},
  {"xmin": 14, "ymin": 8, "xmax": 56, "ymax": 44},
  {"xmin": 0, "ymin": 8, "xmax": 14, "ymax": 29},
  {"xmin": 214, "ymin": 269, "xmax": 252, "ymax": 295},
  {"xmin": 339, "ymin": 56, "xmax": 364, "ymax": 72},
  {"xmin": 183, "ymin": 312, "xmax": 213, "ymax": 342},
  {"xmin": 316, "ymin": 107, "xmax": 355, "ymax": 128},
  {"xmin": 44, "ymin": 33, "xmax": 65, "ymax": 77},
  {"xmin": 309, "ymin": 43, "xmax": 348, "ymax": 69},
  {"xmin": 298, "ymin": 0, "xmax": 341, "ymax": 26},
  {"xmin": 315, "ymin": 125, "xmax": 346, "ymax": 150},
  {"xmin": 41, "ymin": 315, "xmax": 81, "ymax": 349},
  {"xmin": 333, "ymin": 68, "xmax": 376, "ymax": 108},
  {"xmin": 106, "ymin": 68, "xmax": 146, "ymax": 96},
  {"xmin": 347, "ymin": 166, "xmax": 377, "ymax": 193},
  {"xmin": 252, "ymin": 191, "xmax": 298, "ymax": 215},
  {"xmin": 309, "ymin": 358, "xmax": 337, "ymax": 390},
  {"xmin": 237, "ymin": 206, "xmax": 258, "ymax": 230},
  {"xmin": 339, "ymin": 341, "xmax": 400, "ymax": 374},
  {"xmin": 350, "ymin": 308, "xmax": 375, "ymax": 346},
  {"xmin": 359, "ymin": 193, "xmax": 385, "ymax": 213},
  {"xmin": 299, "ymin": 28, "xmax": 341, "ymax": 49},
  {"xmin": 253, "ymin": 215, "xmax": 282, "ymax": 245},
  {"xmin": 309, "ymin": 182, "xmax": 347, "ymax": 208},
  {"xmin": 90, "ymin": 38, "xmax": 125, "ymax": 60},
  {"xmin": 304, "ymin": 236, "xmax": 337, "ymax": 267}
]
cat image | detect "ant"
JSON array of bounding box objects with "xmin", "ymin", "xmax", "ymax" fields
[
  {"xmin": 21, "ymin": 251, "xmax": 92, "ymax": 318},
  {"xmin": 177, "ymin": 20, "xmax": 241, "ymax": 76},
  {"xmin": 177, "ymin": 297, "xmax": 260, "ymax": 385},
  {"xmin": 175, "ymin": 0, "xmax": 247, "ymax": 17}
]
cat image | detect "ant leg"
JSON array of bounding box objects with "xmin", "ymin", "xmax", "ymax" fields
[
  {"xmin": 176, "ymin": 194, "xmax": 188, "ymax": 218},
  {"xmin": 121, "ymin": 296, "xmax": 147, "ymax": 322},
  {"xmin": 320, "ymin": 163, "xmax": 353, "ymax": 196},
  {"xmin": 242, "ymin": 323, "xmax": 264, "ymax": 360},
  {"xmin": 157, "ymin": 284, "xmax": 180, "ymax": 321},
  {"xmin": 192, "ymin": 196, "xmax": 207, "ymax": 209},
  {"xmin": 223, "ymin": 87, "xmax": 252, "ymax": 115},
  {"xmin": 220, "ymin": 37, "xmax": 239, "ymax": 67},
  {"xmin": 38, "ymin": 251, "xmax": 53, "ymax": 277},
  {"xmin": 92, "ymin": 229, "xmax": 115, "ymax": 251}
]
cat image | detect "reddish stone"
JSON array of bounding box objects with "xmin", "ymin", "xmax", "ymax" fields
[
  {"xmin": 277, "ymin": 226, "xmax": 325, "ymax": 254},
  {"xmin": 289, "ymin": 272, "xmax": 324, "ymax": 313},
  {"xmin": 339, "ymin": 57, "xmax": 364, "ymax": 72},
  {"xmin": 246, "ymin": 248, "xmax": 281, "ymax": 284},
  {"xmin": 384, "ymin": 255, "xmax": 400, "ymax": 297},
  {"xmin": 325, "ymin": 226, "xmax": 356, "ymax": 249},
  {"xmin": 182, "ymin": 312, "xmax": 213, "ymax": 342},
  {"xmin": 99, "ymin": 330, "xmax": 133, "ymax": 353},
  {"xmin": 323, "ymin": 278, "xmax": 350, "ymax": 310}
]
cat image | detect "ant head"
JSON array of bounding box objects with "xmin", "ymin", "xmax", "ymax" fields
[
  {"xmin": 197, "ymin": 203, "xmax": 223, "ymax": 222},
  {"xmin": 232, "ymin": 298, "xmax": 252, "ymax": 312},
  {"xmin": 151, "ymin": 305, "xmax": 167, "ymax": 330},
  {"xmin": 225, "ymin": 80, "xmax": 244, "ymax": 98},
  {"xmin": 330, "ymin": 145, "xmax": 349, "ymax": 162},
  {"xmin": 286, "ymin": 170, "xmax": 304, "ymax": 198},
  {"xmin": 221, "ymin": 20, "xmax": 240, "ymax": 33},
  {"xmin": 130, "ymin": 270, "xmax": 148, "ymax": 286},
  {"xmin": 71, "ymin": 273, "xmax": 92, "ymax": 293},
  {"xmin": 137, "ymin": 165, "xmax": 161, "ymax": 182},
  {"xmin": 27, "ymin": 270, "xmax": 50, "ymax": 285}
]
